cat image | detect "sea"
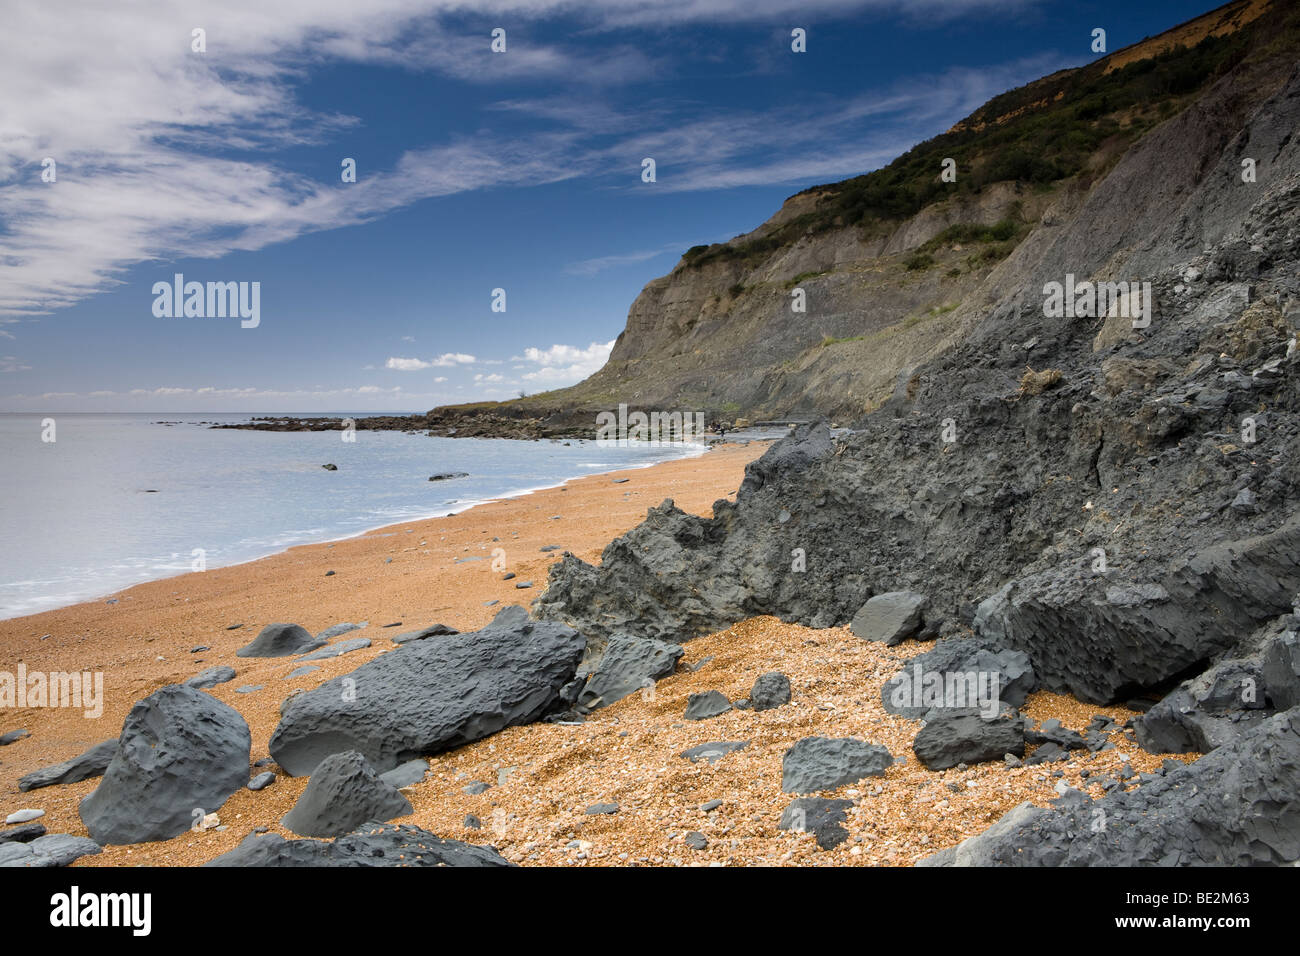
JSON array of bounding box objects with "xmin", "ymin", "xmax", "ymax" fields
[{"xmin": 0, "ymin": 412, "xmax": 710, "ymax": 620}]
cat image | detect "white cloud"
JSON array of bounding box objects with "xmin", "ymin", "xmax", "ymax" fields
[
  {"xmin": 0, "ymin": 356, "xmax": 31, "ymax": 373},
  {"xmin": 385, "ymin": 353, "xmax": 476, "ymax": 370},
  {"xmin": 513, "ymin": 339, "xmax": 614, "ymax": 387}
]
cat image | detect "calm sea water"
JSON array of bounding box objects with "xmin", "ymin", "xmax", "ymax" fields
[{"xmin": 0, "ymin": 413, "xmax": 706, "ymax": 620}]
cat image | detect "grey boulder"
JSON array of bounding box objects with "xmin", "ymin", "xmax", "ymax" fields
[
  {"xmin": 913, "ymin": 713, "xmax": 1026, "ymax": 770},
  {"xmin": 684, "ymin": 690, "xmax": 732, "ymax": 721},
  {"xmin": 750, "ymin": 671, "xmax": 791, "ymax": 711},
  {"xmin": 237, "ymin": 623, "xmax": 323, "ymax": 658},
  {"xmin": 1263, "ymin": 630, "xmax": 1300, "ymax": 710},
  {"xmin": 576, "ymin": 633, "xmax": 683, "ymax": 710},
  {"xmin": 883, "ymin": 638, "xmax": 1036, "ymax": 717},
  {"xmin": 781, "ymin": 736, "xmax": 892, "ymax": 793},
  {"xmin": 79, "ymin": 684, "xmax": 251, "ymax": 845},
  {"xmin": 850, "ymin": 591, "xmax": 928, "ymax": 645},
  {"xmin": 268, "ymin": 606, "xmax": 585, "ymax": 775},
  {"xmin": 281, "ymin": 750, "xmax": 412, "ymax": 837},
  {"xmin": 1137, "ymin": 652, "xmax": 1273, "ymax": 754}
]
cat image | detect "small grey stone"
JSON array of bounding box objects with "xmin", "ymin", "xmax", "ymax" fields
[
  {"xmin": 463, "ymin": 781, "xmax": 491, "ymax": 795},
  {"xmin": 0, "ymin": 824, "xmax": 46, "ymax": 843},
  {"xmin": 298, "ymin": 636, "xmax": 371, "ymax": 661},
  {"xmin": 680, "ymin": 740, "xmax": 749, "ymax": 764},
  {"xmin": 186, "ymin": 665, "xmax": 237, "ymax": 689},
  {"xmin": 380, "ymin": 759, "xmax": 429, "ymax": 790},
  {"xmin": 684, "ymin": 831, "xmax": 708, "ymax": 850},
  {"xmin": 585, "ymin": 802, "xmax": 619, "ymax": 815},
  {"xmin": 684, "ymin": 690, "xmax": 732, "ymax": 721},
  {"xmin": 248, "ymin": 772, "xmax": 276, "ymax": 791}
]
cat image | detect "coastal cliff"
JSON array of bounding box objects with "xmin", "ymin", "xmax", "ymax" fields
[{"xmin": 432, "ymin": 0, "xmax": 1288, "ymax": 431}]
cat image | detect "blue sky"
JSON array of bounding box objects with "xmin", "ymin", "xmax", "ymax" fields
[{"xmin": 0, "ymin": 0, "xmax": 1218, "ymax": 412}]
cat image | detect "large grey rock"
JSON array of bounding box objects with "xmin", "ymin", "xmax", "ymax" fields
[
  {"xmin": 913, "ymin": 713, "xmax": 1026, "ymax": 770},
  {"xmin": 18, "ymin": 739, "xmax": 117, "ymax": 792},
  {"xmin": 0, "ymin": 833, "xmax": 102, "ymax": 868},
  {"xmin": 281, "ymin": 750, "xmax": 412, "ymax": 837},
  {"xmin": 298, "ymin": 637, "xmax": 372, "ymax": 662},
  {"xmin": 237, "ymin": 623, "xmax": 323, "ymax": 658},
  {"xmin": 883, "ymin": 638, "xmax": 1035, "ymax": 718},
  {"xmin": 206, "ymin": 822, "xmax": 513, "ymax": 867},
  {"xmin": 750, "ymin": 672, "xmax": 791, "ymax": 711},
  {"xmin": 186, "ymin": 665, "xmax": 237, "ymax": 689},
  {"xmin": 850, "ymin": 591, "xmax": 928, "ymax": 645},
  {"xmin": 576, "ymin": 633, "xmax": 683, "ymax": 710},
  {"xmin": 1136, "ymin": 653, "xmax": 1272, "ymax": 754},
  {"xmin": 1263, "ymin": 630, "xmax": 1300, "ymax": 710},
  {"xmin": 974, "ymin": 518, "xmax": 1300, "ymax": 703},
  {"xmin": 268, "ymin": 606, "xmax": 585, "ymax": 775},
  {"xmin": 920, "ymin": 706, "xmax": 1300, "ymax": 866},
  {"xmin": 79, "ymin": 684, "xmax": 251, "ymax": 845},
  {"xmin": 781, "ymin": 736, "xmax": 892, "ymax": 793}
]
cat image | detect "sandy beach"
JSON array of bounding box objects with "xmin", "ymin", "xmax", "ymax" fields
[{"xmin": 0, "ymin": 439, "xmax": 1177, "ymax": 867}]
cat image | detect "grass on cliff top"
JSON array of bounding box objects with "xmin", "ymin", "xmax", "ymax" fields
[{"xmin": 680, "ymin": 11, "xmax": 1282, "ymax": 272}]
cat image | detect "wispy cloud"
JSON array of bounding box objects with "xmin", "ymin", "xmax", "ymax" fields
[
  {"xmin": 0, "ymin": 0, "xmax": 1056, "ymax": 322},
  {"xmin": 565, "ymin": 242, "xmax": 687, "ymax": 276}
]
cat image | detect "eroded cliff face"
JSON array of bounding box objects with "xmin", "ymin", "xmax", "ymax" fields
[
  {"xmin": 514, "ymin": 1, "xmax": 1293, "ymax": 427},
  {"xmin": 543, "ymin": 180, "xmax": 1049, "ymax": 422}
]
